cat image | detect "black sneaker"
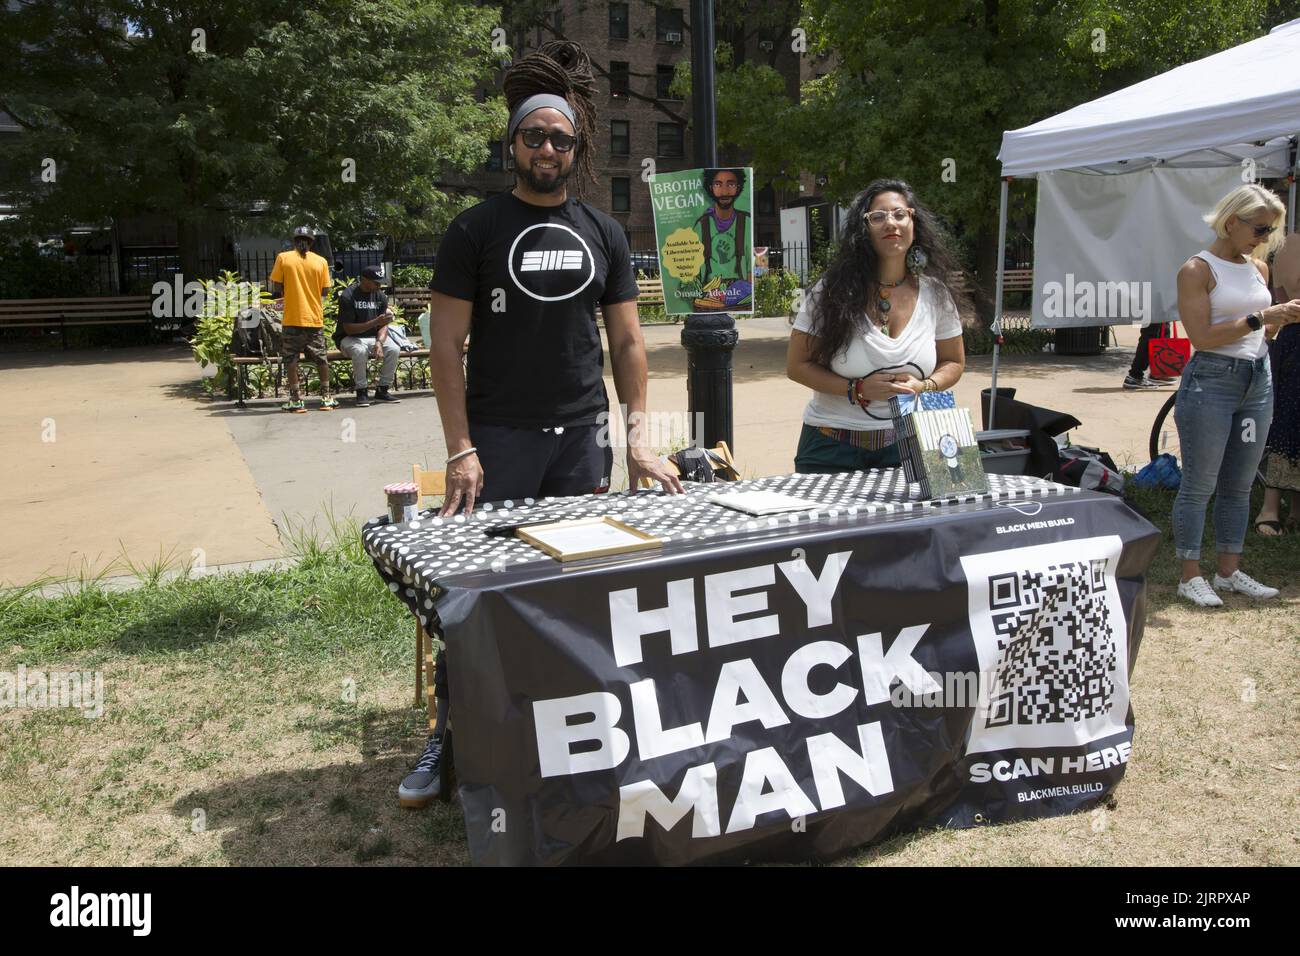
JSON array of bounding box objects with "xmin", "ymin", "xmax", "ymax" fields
[
  {"xmin": 374, "ymin": 386, "xmax": 401, "ymax": 404},
  {"xmin": 397, "ymin": 734, "xmax": 441, "ymax": 808},
  {"xmin": 355, "ymin": 388, "xmax": 371, "ymax": 407},
  {"xmin": 1122, "ymin": 374, "xmax": 1159, "ymax": 390}
]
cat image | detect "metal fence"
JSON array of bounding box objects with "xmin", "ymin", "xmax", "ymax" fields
[{"xmin": 5, "ymin": 236, "xmax": 1035, "ymax": 298}]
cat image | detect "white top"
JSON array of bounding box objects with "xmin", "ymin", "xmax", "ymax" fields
[
  {"xmin": 792, "ymin": 276, "xmax": 964, "ymax": 430},
  {"xmin": 1192, "ymin": 250, "xmax": 1270, "ymax": 360}
]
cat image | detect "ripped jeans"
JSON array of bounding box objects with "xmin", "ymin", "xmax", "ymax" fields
[{"xmin": 1172, "ymin": 351, "xmax": 1273, "ymax": 560}]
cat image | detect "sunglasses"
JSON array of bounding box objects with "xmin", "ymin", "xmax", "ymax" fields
[
  {"xmin": 1239, "ymin": 217, "xmax": 1276, "ymax": 238},
  {"xmin": 518, "ymin": 128, "xmax": 577, "ymax": 152}
]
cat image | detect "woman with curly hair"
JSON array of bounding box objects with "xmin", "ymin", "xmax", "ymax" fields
[{"xmin": 786, "ymin": 178, "xmax": 971, "ymax": 473}]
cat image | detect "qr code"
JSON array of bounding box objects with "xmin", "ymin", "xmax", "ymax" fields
[{"xmin": 983, "ymin": 559, "xmax": 1117, "ymax": 728}]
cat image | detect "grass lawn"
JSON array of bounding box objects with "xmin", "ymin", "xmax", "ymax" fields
[{"xmin": 1, "ymin": 487, "xmax": 1296, "ymax": 866}]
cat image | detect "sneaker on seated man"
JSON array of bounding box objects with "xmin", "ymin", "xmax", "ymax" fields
[{"xmin": 334, "ymin": 264, "xmax": 402, "ymax": 406}]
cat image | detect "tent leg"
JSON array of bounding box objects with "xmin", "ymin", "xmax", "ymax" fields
[
  {"xmin": 1289, "ymin": 135, "xmax": 1298, "ymax": 234},
  {"xmin": 989, "ymin": 178, "xmax": 1010, "ymax": 431}
]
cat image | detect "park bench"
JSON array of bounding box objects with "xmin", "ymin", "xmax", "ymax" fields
[
  {"xmin": 231, "ymin": 335, "xmax": 433, "ymax": 407},
  {"xmin": 0, "ymin": 296, "xmax": 155, "ymax": 348},
  {"xmin": 637, "ymin": 276, "xmax": 665, "ymax": 307}
]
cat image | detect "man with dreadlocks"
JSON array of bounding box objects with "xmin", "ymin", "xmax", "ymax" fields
[{"xmin": 398, "ymin": 41, "xmax": 683, "ymax": 808}]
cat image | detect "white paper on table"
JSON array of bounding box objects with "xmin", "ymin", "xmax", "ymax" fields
[
  {"xmin": 708, "ymin": 490, "xmax": 821, "ymax": 516},
  {"xmin": 524, "ymin": 520, "xmax": 649, "ymax": 554}
]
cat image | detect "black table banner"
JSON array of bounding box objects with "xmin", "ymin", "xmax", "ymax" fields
[{"xmin": 363, "ymin": 471, "xmax": 1160, "ymax": 865}]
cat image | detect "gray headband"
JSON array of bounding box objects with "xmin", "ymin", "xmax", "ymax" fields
[{"xmin": 508, "ymin": 94, "xmax": 577, "ymax": 143}]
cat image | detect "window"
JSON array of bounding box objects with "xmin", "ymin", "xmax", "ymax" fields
[
  {"xmin": 657, "ymin": 122, "xmax": 683, "ymax": 158},
  {"xmin": 611, "ymin": 120, "xmax": 630, "ymax": 156},
  {"xmin": 485, "ymin": 140, "xmax": 503, "ymax": 171},
  {"xmin": 656, "ymin": 7, "xmax": 684, "ymax": 42},
  {"xmin": 609, "ymin": 61, "xmax": 629, "ymax": 98},
  {"xmin": 612, "ymin": 177, "xmax": 631, "ymax": 213},
  {"xmin": 757, "ymin": 184, "xmax": 775, "ymax": 216},
  {"xmin": 609, "ymin": 3, "xmax": 629, "ymax": 40},
  {"xmin": 656, "ymin": 64, "xmax": 678, "ymax": 100}
]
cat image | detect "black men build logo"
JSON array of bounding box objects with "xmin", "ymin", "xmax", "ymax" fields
[{"xmin": 507, "ymin": 223, "xmax": 596, "ymax": 302}]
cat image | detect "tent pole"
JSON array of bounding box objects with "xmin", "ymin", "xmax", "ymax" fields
[
  {"xmin": 989, "ymin": 177, "xmax": 1010, "ymax": 431},
  {"xmin": 1289, "ymin": 135, "xmax": 1298, "ymax": 234}
]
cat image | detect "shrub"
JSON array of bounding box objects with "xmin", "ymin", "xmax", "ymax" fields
[
  {"xmin": 393, "ymin": 264, "xmax": 433, "ymax": 287},
  {"xmin": 754, "ymin": 267, "xmax": 801, "ymax": 318}
]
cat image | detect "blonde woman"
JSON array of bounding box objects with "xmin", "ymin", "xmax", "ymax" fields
[{"xmin": 1172, "ymin": 184, "xmax": 1300, "ymax": 606}]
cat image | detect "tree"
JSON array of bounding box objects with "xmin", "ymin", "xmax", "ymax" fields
[
  {"xmin": 0, "ymin": 0, "xmax": 505, "ymax": 278},
  {"xmin": 709, "ymin": 0, "xmax": 1288, "ymax": 318}
]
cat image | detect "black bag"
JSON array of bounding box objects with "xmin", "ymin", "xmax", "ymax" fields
[{"xmin": 230, "ymin": 307, "xmax": 282, "ymax": 358}]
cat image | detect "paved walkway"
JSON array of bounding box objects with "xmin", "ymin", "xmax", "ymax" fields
[
  {"xmin": 0, "ymin": 346, "xmax": 283, "ymax": 586},
  {"xmin": 1, "ymin": 323, "xmax": 1170, "ymax": 587}
]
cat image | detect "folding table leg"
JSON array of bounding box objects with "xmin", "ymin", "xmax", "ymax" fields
[
  {"xmin": 425, "ymin": 635, "xmax": 438, "ymax": 733},
  {"xmin": 414, "ymin": 619, "xmax": 424, "ymax": 709}
]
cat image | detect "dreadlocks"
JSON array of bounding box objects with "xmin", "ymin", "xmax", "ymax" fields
[{"xmin": 503, "ymin": 40, "xmax": 598, "ymax": 193}]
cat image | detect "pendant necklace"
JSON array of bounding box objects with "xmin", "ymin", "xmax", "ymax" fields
[{"xmin": 876, "ymin": 275, "xmax": 908, "ymax": 333}]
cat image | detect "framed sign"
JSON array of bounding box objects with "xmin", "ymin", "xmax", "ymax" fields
[{"xmin": 516, "ymin": 517, "xmax": 662, "ymax": 562}]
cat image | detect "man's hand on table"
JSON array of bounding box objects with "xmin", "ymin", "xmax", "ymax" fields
[
  {"xmin": 440, "ymin": 452, "xmax": 484, "ymax": 516},
  {"xmin": 627, "ymin": 446, "xmax": 685, "ymax": 495}
]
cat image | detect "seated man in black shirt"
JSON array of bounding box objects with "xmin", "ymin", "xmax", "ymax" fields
[
  {"xmin": 397, "ymin": 42, "xmax": 683, "ymax": 808},
  {"xmin": 335, "ymin": 265, "xmax": 400, "ymax": 406}
]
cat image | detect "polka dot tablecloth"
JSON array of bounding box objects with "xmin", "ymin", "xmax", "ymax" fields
[{"xmin": 362, "ymin": 470, "xmax": 1081, "ymax": 631}]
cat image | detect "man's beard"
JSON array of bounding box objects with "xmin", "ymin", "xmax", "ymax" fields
[{"xmin": 520, "ymin": 160, "xmax": 571, "ymax": 194}]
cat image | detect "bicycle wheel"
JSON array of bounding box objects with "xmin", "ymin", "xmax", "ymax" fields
[{"xmin": 1149, "ymin": 392, "xmax": 1179, "ymax": 462}]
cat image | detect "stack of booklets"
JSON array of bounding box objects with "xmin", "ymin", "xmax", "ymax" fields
[{"xmin": 889, "ymin": 390, "xmax": 989, "ymax": 500}]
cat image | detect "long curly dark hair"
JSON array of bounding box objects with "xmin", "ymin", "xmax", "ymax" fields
[{"xmin": 807, "ymin": 179, "xmax": 970, "ymax": 368}]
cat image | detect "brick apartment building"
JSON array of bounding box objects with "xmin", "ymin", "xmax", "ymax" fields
[{"xmin": 446, "ymin": 1, "xmax": 810, "ymax": 253}]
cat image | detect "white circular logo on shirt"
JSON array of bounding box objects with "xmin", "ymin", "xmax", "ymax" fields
[{"xmin": 507, "ymin": 223, "xmax": 596, "ymax": 302}]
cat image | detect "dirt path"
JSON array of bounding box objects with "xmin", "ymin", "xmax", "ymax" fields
[{"xmin": 0, "ymin": 347, "xmax": 282, "ymax": 586}]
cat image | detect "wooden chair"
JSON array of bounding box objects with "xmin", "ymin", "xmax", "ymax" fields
[
  {"xmin": 638, "ymin": 440, "xmax": 738, "ymax": 488},
  {"xmin": 409, "ymin": 464, "xmax": 446, "ymax": 709}
]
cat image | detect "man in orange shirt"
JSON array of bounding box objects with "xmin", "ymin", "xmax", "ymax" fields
[{"xmin": 270, "ymin": 226, "xmax": 334, "ymax": 412}]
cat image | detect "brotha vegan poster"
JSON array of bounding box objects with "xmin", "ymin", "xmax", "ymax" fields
[{"xmin": 649, "ymin": 167, "xmax": 754, "ymax": 316}]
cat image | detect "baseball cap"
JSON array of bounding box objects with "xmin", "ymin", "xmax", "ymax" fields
[
  {"xmin": 292, "ymin": 225, "xmax": 315, "ymax": 241},
  {"xmin": 360, "ymin": 264, "xmax": 386, "ymax": 282}
]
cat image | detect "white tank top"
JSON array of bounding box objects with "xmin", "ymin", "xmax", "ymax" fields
[{"xmin": 1192, "ymin": 250, "xmax": 1270, "ymax": 360}]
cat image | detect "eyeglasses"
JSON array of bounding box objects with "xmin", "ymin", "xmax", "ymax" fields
[
  {"xmin": 710, "ymin": 180, "xmax": 741, "ymax": 191},
  {"xmin": 864, "ymin": 208, "xmax": 914, "ymax": 227},
  {"xmin": 518, "ymin": 128, "xmax": 577, "ymax": 152}
]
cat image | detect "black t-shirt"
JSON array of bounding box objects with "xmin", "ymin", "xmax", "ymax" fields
[
  {"xmin": 334, "ymin": 282, "xmax": 388, "ymax": 347},
  {"xmin": 430, "ymin": 192, "xmax": 640, "ymax": 427}
]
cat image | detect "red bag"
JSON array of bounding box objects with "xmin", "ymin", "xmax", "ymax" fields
[{"xmin": 1149, "ymin": 323, "xmax": 1191, "ymax": 378}]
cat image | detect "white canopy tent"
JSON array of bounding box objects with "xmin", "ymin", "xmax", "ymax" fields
[{"xmin": 986, "ymin": 19, "xmax": 1300, "ymax": 427}]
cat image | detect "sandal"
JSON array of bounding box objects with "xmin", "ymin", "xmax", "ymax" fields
[{"xmin": 1254, "ymin": 519, "xmax": 1285, "ymax": 537}]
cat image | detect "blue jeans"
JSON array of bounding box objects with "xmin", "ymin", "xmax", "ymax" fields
[{"xmin": 1172, "ymin": 351, "xmax": 1273, "ymax": 560}]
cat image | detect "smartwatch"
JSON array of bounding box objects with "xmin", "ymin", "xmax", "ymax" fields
[{"xmin": 1246, "ymin": 312, "xmax": 1263, "ymax": 331}]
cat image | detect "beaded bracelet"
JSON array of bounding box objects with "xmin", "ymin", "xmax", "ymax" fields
[{"xmin": 446, "ymin": 446, "xmax": 478, "ymax": 465}]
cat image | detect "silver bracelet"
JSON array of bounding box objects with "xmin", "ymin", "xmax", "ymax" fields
[{"xmin": 446, "ymin": 446, "xmax": 478, "ymax": 465}]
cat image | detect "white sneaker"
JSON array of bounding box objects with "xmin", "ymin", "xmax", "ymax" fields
[
  {"xmin": 1213, "ymin": 570, "xmax": 1279, "ymax": 599},
  {"xmin": 1177, "ymin": 576, "xmax": 1224, "ymax": 607}
]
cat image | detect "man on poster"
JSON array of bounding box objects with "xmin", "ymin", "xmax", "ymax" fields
[{"xmin": 692, "ymin": 167, "xmax": 752, "ymax": 310}]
